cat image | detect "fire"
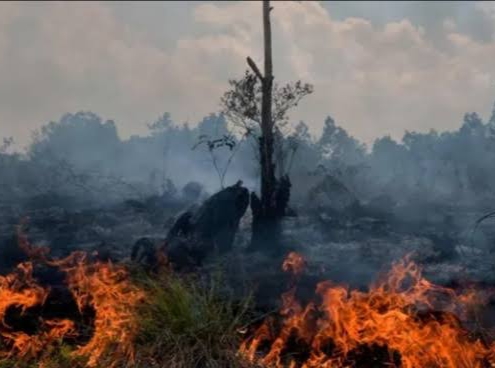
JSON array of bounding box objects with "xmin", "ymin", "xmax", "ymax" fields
[
  {"xmin": 51, "ymin": 251, "xmax": 145, "ymax": 366},
  {"xmin": 240, "ymin": 252, "xmax": 495, "ymax": 368},
  {"xmin": 0, "ymin": 260, "xmax": 79, "ymax": 361},
  {"xmin": 282, "ymin": 252, "xmax": 306, "ymax": 277},
  {"xmin": 0, "ymin": 230, "xmax": 145, "ymax": 367}
]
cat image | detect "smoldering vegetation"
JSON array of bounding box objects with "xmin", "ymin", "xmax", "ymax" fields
[{"xmin": 2, "ymin": 106, "xmax": 495, "ymax": 306}]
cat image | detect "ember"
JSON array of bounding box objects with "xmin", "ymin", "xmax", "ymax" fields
[
  {"xmin": 240, "ymin": 253, "xmax": 495, "ymax": 368},
  {"xmin": 282, "ymin": 252, "xmax": 306, "ymax": 277},
  {"xmin": 0, "ymin": 231, "xmax": 145, "ymax": 367}
]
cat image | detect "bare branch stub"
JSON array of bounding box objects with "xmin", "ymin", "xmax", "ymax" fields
[{"xmin": 247, "ymin": 57, "xmax": 264, "ymax": 82}]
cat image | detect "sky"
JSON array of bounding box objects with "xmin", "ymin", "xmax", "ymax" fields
[{"xmin": 1, "ymin": 1, "xmax": 495, "ymax": 149}]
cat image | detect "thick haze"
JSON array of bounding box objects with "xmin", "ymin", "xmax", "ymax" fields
[{"xmin": 1, "ymin": 1, "xmax": 495, "ymax": 149}]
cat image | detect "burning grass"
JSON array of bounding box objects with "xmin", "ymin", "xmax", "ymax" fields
[
  {"xmin": 0, "ymin": 250, "xmax": 145, "ymax": 368},
  {"xmin": 0, "ymin": 230, "xmax": 255, "ymax": 368},
  {"xmin": 240, "ymin": 253, "xmax": 495, "ymax": 368},
  {"xmin": 0, "ymin": 227, "xmax": 144, "ymax": 367},
  {"xmin": 7, "ymin": 229, "xmax": 495, "ymax": 367}
]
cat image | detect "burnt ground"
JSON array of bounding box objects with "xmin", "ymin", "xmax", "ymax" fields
[
  {"xmin": 4, "ymin": 191, "xmax": 495, "ymax": 368},
  {"xmin": 2, "ymin": 193, "xmax": 495, "ymax": 315}
]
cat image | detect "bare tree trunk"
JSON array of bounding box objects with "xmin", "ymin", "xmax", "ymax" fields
[
  {"xmin": 249, "ymin": 0, "xmax": 286, "ymax": 253},
  {"xmin": 260, "ymin": 0, "xmax": 275, "ymax": 218}
]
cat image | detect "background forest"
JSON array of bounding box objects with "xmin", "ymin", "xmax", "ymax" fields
[{"xmin": 2, "ymin": 104, "xmax": 495, "ymax": 214}]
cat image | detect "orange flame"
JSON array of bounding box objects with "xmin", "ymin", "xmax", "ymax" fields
[
  {"xmin": 241, "ymin": 253, "xmax": 495, "ymax": 368},
  {"xmin": 0, "ymin": 233, "xmax": 145, "ymax": 367},
  {"xmin": 0, "ymin": 261, "xmax": 55, "ymax": 360},
  {"xmin": 282, "ymin": 252, "xmax": 306, "ymax": 277},
  {"xmin": 51, "ymin": 251, "xmax": 145, "ymax": 366}
]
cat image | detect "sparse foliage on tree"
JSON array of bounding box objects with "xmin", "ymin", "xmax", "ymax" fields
[
  {"xmin": 193, "ymin": 132, "xmax": 247, "ymax": 189},
  {"xmin": 218, "ymin": 0, "xmax": 314, "ymax": 251},
  {"xmin": 221, "ymin": 71, "xmax": 313, "ymax": 138}
]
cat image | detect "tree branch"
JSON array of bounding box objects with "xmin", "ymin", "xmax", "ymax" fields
[{"xmin": 247, "ymin": 56, "xmax": 264, "ymax": 82}]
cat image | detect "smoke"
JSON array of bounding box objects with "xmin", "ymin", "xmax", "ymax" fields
[
  {"xmin": 2, "ymin": 101, "xmax": 495, "ymax": 216},
  {"xmin": 3, "ymin": 104, "xmax": 495, "ymax": 304}
]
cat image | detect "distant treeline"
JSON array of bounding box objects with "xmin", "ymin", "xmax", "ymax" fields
[{"xmin": 2, "ymin": 105, "xmax": 495, "ymax": 209}]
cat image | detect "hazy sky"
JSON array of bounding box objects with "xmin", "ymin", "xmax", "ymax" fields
[{"xmin": 1, "ymin": 1, "xmax": 495, "ymax": 149}]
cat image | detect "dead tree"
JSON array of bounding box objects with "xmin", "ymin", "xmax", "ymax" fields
[
  {"xmin": 250, "ymin": 0, "xmax": 277, "ymax": 251},
  {"xmin": 221, "ymin": 0, "xmax": 313, "ymax": 252}
]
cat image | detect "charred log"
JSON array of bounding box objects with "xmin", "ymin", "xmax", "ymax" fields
[{"xmin": 166, "ymin": 182, "xmax": 249, "ymax": 270}]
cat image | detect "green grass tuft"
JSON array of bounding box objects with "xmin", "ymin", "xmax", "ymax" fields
[{"xmin": 132, "ymin": 268, "xmax": 254, "ymax": 368}]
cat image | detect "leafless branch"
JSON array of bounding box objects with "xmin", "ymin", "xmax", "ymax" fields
[{"xmin": 247, "ymin": 57, "xmax": 264, "ymax": 82}]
